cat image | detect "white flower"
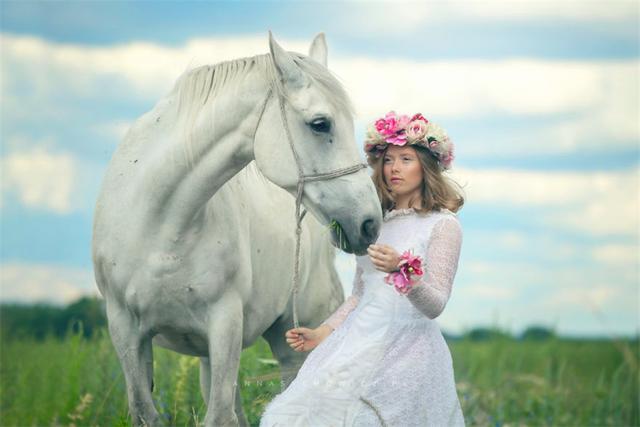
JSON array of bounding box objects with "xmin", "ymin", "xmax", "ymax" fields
[
  {"xmin": 366, "ymin": 124, "xmax": 385, "ymax": 143},
  {"xmin": 425, "ymin": 122, "xmax": 448, "ymax": 143}
]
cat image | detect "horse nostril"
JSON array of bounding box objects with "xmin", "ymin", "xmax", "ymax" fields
[{"xmin": 361, "ymin": 218, "xmax": 379, "ymax": 242}]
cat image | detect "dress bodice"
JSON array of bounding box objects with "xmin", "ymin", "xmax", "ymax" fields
[{"xmin": 355, "ymin": 207, "xmax": 459, "ymax": 323}]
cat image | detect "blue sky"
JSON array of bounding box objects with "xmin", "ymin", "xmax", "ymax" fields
[{"xmin": 1, "ymin": 0, "xmax": 638, "ymax": 337}]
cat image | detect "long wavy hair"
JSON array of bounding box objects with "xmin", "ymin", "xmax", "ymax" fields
[{"xmin": 370, "ymin": 145, "xmax": 465, "ymax": 214}]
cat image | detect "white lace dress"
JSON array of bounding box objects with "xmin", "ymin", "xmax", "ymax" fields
[{"xmin": 260, "ymin": 208, "xmax": 465, "ymax": 427}]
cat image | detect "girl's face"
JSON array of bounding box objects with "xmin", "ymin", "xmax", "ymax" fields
[{"xmin": 383, "ymin": 145, "xmax": 423, "ymax": 201}]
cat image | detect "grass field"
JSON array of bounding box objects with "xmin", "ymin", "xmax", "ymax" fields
[{"xmin": 1, "ymin": 330, "xmax": 637, "ymax": 426}]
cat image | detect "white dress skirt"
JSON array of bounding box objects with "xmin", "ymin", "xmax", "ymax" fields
[{"xmin": 260, "ymin": 208, "xmax": 466, "ymax": 427}]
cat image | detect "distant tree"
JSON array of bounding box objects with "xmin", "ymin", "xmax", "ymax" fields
[
  {"xmin": 521, "ymin": 325, "xmax": 556, "ymax": 341},
  {"xmin": 59, "ymin": 297, "xmax": 107, "ymax": 338},
  {"xmin": 464, "ymin": 327, "xmax": 513, "ymax": 341},
  {"xmin": 0, "ymin": 303, "xmax": 62, "ymax": 340},
  {"xmin": 0, "ymin": 297, "xmax": 106, "ymax": 340},
  {"xmin": 442, "ymin": 330, "xmax": 463, "ymax": 341}
]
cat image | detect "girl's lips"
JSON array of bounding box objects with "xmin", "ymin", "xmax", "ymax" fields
[{"xmin": 390, "ymin": 178, "xmax": 402, "ymax": 183}]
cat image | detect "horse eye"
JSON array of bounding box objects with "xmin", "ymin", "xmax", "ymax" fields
[{"xmin": 309, "ymin": 118, "xmax": 331, "ymax": 133}]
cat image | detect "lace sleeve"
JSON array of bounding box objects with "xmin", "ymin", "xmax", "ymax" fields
[
  {"xmin": 321, "ymin": 264, "xmax": 364, "ymax": 331},
  {"xmin": 406, "ymin": 216, "xmax": 463, "ymax": 320}
]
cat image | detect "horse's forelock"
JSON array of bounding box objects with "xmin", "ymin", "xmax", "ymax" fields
[{"xmin": 290, "ymin": 54, "xmax": 355, "ymax": 118}]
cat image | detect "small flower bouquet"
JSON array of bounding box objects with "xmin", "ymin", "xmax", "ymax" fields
[{"xmin": 384, "ymin": 250, "xmax": 424, "ymax": 294}]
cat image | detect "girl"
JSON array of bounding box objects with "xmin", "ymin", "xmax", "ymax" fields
[{"xmin": 260, "ymin": 111, "xmax": 465, "ymax": 426}]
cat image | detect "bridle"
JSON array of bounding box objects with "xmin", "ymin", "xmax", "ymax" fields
[{"xmin": 253, "ymin": 86, "xmax": 367, "ymax": 329}]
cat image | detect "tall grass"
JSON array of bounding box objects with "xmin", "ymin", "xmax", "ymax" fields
[
  {"xmin": 1, "ymin": 330, "xmax": 637, "ymax": 426},
  {"xmin": 450, "ymin": 336, "xmax": 639, "ymax": 426}
]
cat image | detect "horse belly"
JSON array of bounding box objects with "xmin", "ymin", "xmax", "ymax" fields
[
  {"xmin": 144, "ymin": 291, "xmax": 212, "ymax": 356},
  {"xmin": 152, "ymin": 330, "xmax": 209, "ymax": 357}
]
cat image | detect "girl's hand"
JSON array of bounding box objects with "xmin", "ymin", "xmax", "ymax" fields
[
  {"xmin": 367, "ymin": 244, "xmax": 401, "ymax": 273},
  {"xmin": 285, "ymin": 326, "xmax": 332, "ymax": 352}
]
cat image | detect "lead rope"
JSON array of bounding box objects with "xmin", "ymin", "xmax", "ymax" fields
[
  {"xmin": 359, "ymin": 397, "xmax": 388, "ymax": 427},
  {"xmin": 255, "ymin": 85, "xmax": 386, "ymax": 426}
]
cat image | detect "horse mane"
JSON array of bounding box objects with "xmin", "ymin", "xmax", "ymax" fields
[
  {"xmin": 164, "ymin": 52, "xmax": 354, "ymax": 168},
  {"xmin": 170, "ymin": 52, "xmax": 355, "ymax": 125}
]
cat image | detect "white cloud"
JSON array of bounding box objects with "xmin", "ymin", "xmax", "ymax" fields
[
  {"xmin": 0, "ymin": 262, "xmax": 98, "ymax": 304},
  {"xmin": 347, "ymin": 0, "xmax": 637, "ymax": 30},
  {"xmin": 1, "ymin": 144, "xmax": 78, "ymax": 214},
  {"xmin": 335, "ymin": 58, "xmax": 612, "ymax": 117},
  {"xmin": 492, "ymin": 231, "xmax": 527, "ymax": 251},
  {"xmin": 464, "ymin": 282, "xmax": 517, "ymax": 300},
  {"xmin": 548, "ymin": 198, "xmax": 639, "ymax": 237},
  {"xmin": 463, "ymin": 228, "xmax": 640, "ymax": 280},
  {"xmin": 92, "ymin": 120, "xmax": 133, "ymax": 142},
  {"xmin": 334, "ymin": 58, "xmax": 639, "ymax": 157},
  {"xmin": 542, "ymin": 282, "xmax": 633, "ymax": 313},
  {"xmin": 0, "ymin": 33, "xmax": 309, "ymax": 99},
  {"xmin": 592, "ymin": 243, "xmax": 640, "ymax": 267},
  {"xmin": 3, "ymin": 33, "xmax": 636, "ymax": 158},
  {"xmin": 464, "ymin": 260, "xmax": 547, "ymax": 282},
  {"xmin": 466, "ymin": 229, "xmax": 581, "ymax": 260},
  {"xmin": 451, "ymin": 167, "xmax": 634, "ymax": 206},
  {"xmin": 449, "ymin": 258, "xmax": 638, "ymax": 336},
  {"xmin": 451, "ymin": 166, "xmax": 640, "ymax": 236},
  {"xmin": 453, "ymin": 0, "xmax": 637, "ymax": 22}
]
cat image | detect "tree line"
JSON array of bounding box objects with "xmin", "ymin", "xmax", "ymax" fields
[
  {"xmin": 0, "ymin": 297, "xmax": 561, "ymax": 341},
  {"xmin": 1, "ymin": 297, "xmax": 106, "ymax": 340}
]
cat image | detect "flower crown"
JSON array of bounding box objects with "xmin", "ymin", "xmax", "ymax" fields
[{"xmin": 364, "ymin": 111, "xmax": 455, "ymax": 170}]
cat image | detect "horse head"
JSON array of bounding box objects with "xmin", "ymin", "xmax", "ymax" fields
[{"xmin": 254, "ymin": 32, "xmax": 382, "ymax": 255}]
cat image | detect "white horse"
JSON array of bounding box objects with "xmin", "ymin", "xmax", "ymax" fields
[{"xmin": 92, "ymin": 32, "xmax": 382, "ymax": 427}]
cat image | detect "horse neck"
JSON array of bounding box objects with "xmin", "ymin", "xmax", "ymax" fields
[{"xmin": 137, "ymin": 72, "xmax": 270, "ymax": 242}]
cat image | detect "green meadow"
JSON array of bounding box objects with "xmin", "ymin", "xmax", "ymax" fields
[{"xmin": 1, "ymin": 329, "xmax": 637, "ymax": 427}]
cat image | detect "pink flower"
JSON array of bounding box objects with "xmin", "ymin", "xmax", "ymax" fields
[
  {"xmin": 384, "ymin": 250, "xmax": 424, "ymax": 295},
  {"xmin": 405, "ymin": 120, "xmax": 428, "ymax": 142},
  {"xmin": 396, "ymin": 114, "xmax": 411, "ymax": 129},
  {"xmin": 375, "ymin": 111, "xmax": 401, "ymax": 136},
  {"xmin": 374, "ymin": 111, "xmax": 411, "ymax": 145},
  {"xmin": 399, "ymin": 250, "xmax": 423, "ymax": 276},
  {"xmin": 411, "ymin": 113, "xmax": 428, "ymax": 124},
  {"xmin": 386, "ymin": 132, "xmax": 408, "ymax": 145},
  {"xmin": 374, "ymin": 118, "xmax": 391, "ymax": 135},
  {"xmin": 439, "ymin": 145, "xmax": 455, "ymax": 169}
]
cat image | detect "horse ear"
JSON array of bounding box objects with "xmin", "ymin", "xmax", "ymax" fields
[
  {"xmin": 269, "ymin": 31, "xmax": 307, "ymax": 90},
  {"xmin": 308, "ymin": 32, "xmax": 328, "ymax": 67}
]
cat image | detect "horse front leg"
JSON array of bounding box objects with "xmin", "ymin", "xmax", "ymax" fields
[
  {"xmin": 200, "ymin": 357, "xmax": 249, "ymax": 427},
  {"xmin": 234, "ymin": 379, "xmax": 250, "ymax": 427},
  {"xmin": 107, "ymin": 301, "xmax": 160, "ymax": 426},
  {"xmin": 203, "ymin": 294, "xmax": 243, "ymax": 427}
]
